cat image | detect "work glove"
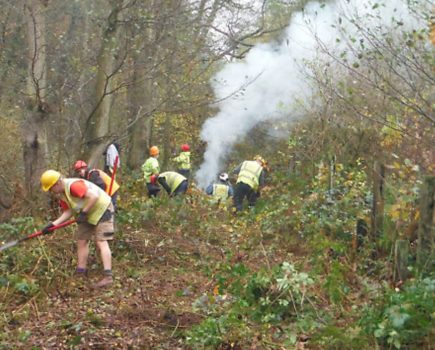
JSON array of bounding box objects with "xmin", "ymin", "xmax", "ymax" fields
[
  {"xmin": 76, "ymin": 211, "xmax": 88, "ymax": 224},
  {"xmin": 41, "ymin": 222, "xmax": 55, "ymax": 235}
]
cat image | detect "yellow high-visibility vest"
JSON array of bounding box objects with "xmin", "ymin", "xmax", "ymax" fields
[
  {"xmin": 174, "ymin": 151, "xmax": 191, "ymax": 170},
  {"xmin": 159, "ymin": 172, "xmax": 186, "ymax": 194},
  {"xmin": 236, "ymin": 161, "xmax": 262, "ymax": 190},
  {"xmin": 63, "ymin": 179, "xmax": 111, "ymax": 225},
  {"xmin": 89, "ymin": 169, "xmax": 119, "ymax": 196},
  {"xmin": 142, "ymin": 157, "xmax": 160, "ymax": 183},
  {"xmin": 212, "ymin": 183, "xmax": 229, "ymax": 201}
]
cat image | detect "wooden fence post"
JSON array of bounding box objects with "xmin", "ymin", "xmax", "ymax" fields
[
  {"xmin": 351, "ymin": 218, "xmax": 368, "ymax": 263},
  {"xmin": 288, "ymin": 156, "xmax": 296, "ymax": 175},
  {"xmin": 328, "ymin": 155, "xmax": 336, "ymax": 194},
  {"xmin": 394, "ymin": 240, "xmax": 409, "ymax": 282},
  {"xmin": 416, "ymin": 176, "xmax": 435, "ymax": 274},
  {"xmin": 355, "ymin": 218, "xmax": 368, "ymax": 250},
  {"xmin": 371, "ymin": 161, "xmax": 385, "ymax": 242}
]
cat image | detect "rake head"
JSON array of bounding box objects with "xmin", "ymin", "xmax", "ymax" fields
[{"xmin": 0, "ymin": 240, "xmax": 19, "ymax": 252}]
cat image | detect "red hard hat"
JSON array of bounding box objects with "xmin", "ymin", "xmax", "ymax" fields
[
  {"xmin": 181, "ymin": 143, "xmax": 190, "ymax": 151},
  {"xmin": 74, "ymin": 160, "xmax": 88, "ymax": 171}
]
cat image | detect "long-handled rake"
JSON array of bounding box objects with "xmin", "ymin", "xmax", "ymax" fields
[{"xmin": 0, "ymin": 219, "xmax": 76, "ymax": 252}]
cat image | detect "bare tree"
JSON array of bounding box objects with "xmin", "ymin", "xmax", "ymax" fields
[
  {"xmin": 83, "ymin": 0, "xmax": 130, "ymax": 166},
  {"xmin": 23, "ymin": 0, "xmax": 49, "ymax": 198},
  {"xmin": 309, "ymin": 0, "xmax": 434, "ymax": 170}
]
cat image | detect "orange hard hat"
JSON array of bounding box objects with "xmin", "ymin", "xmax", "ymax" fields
[
  {"xmin": 150, "ymin": 146, "xmax": 159, "ymax": 156},
  {"xmin": 181, "ymin": 143, "xmax": 190, "ymax": 151},
  {"xmin": 74, "ymin": 160, "xmax": 87, "ymax": 171}
]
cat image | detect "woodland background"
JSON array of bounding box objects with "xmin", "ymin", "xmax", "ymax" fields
[{"xmin": 0, "ymin": 0, "xmax": 433, "ymax": 349}]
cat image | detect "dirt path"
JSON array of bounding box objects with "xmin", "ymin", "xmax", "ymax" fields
[
  {"xmin": 2, "ymin": 226, "xmax": 228, "ymax": 349},
  {"xmin": 1, "ymin": 203, "xmax": 301, "ymax": 349}
]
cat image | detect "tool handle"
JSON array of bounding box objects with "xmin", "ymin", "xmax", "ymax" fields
[
  {"xmin": 22, "ymin": 219, "xmax": 76, "ymax": 242},
  {"xmin": 108, "ymin": 155, "xmax": 119, "ymax": 196}
]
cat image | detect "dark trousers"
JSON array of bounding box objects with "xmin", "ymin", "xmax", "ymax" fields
[
  {"xmin": 146, "ymin": 183, "xmax": 160, "ymax": 197},
  {"xmin": 173, "ymin": 180, "xmax": 188, "ymax": 196},
  {"xmin": 111, "ymin": 191, "xmax": 119, "ymax": 211},
  {"xmin": 104, "ymin": 165, "xmax": 111, "ymax": 176},
  {"xmin": 177, "ymin": 169, "xmax": 190, "ymax": 179},
  {"xmin": 233, "ymin": 182, "xmax": 259, "ymax": 211}
]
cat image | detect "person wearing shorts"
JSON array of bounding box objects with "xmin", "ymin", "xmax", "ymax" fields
[{"xmin": 40, "ymin": 170, "xmax": 115, "ymax": 288}]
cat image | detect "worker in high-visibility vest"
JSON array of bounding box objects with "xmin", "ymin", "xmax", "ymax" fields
[
  {"xmin": 173, "ymin": 143, "xmax": 191, "ymax": 178},
  {"xmin": 141, "ymin": 146, "xmax": 160, "ymax": 197},
  {"xmin": 206, "ymin": 172, "xmax": 233, "ymax": 202},
  {"xmin": 232, "ymin": 155, "xmax": 267, "ymax": 212},
  {"xmin": 40, "ymin": 170, "xmax": 115, "ymax": 288},
  {"xmin": 74, "ymin": 160, "xmax": 120, "ymax": 210},
  {"xmin": 151, "ymin": 171, "xmax": 188, "ymax": 197}
]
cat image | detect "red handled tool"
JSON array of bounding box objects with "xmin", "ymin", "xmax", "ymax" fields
[
  {"xmin": 108, "ymin": 155, "xmax": 119, "ymax": 196},
  {"xmin": 0, "ymin": 219, "xmax": 76, "ymax": 252}
]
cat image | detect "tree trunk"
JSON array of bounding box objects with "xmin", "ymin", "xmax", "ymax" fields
[
  {"xmin": 394, "ymin": 239, "xmax": 409, "ymax": 282},
  {"xmin": 84, "ymin": 1, "xmax": 124, "ymax": 167},
  {"xmin": 371, "ymin": 161, "xmax": 385, "ymax": 242},
  {"xmin": 161, "ymin": 112, "xmax": 172, "ymax": 170},
  {"xmin": 416, "ymin": 176, "xmax": 435, "ymax": 274},
  {"xmin": 126, "ymin": 0, "xmax": 157, "ymax": 170},
  {"xmin": 328, "ymin": 155, "xmax": 336, "ymax": 194},
  {"xmin": 126, "ymin": 60, "xmax": 154, "ymax": 169},
  {"xmin": 77, "ymin": 1, "xmax": 92, "ymax": 108},
  {"xmin": 23, "ymin": 0, "xmax": 49, "ymax": 199},
  {"xmin": 160, "ymin": 1, "xmax": 179, "ymax": 170}
]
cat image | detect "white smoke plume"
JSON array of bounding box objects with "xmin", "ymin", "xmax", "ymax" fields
[{"xmin": 195, "ymin": 0, "xmax": 427, "ymax": 189}]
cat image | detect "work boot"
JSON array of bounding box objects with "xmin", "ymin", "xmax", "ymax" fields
[
  {"xmin": 73, "ymin": 268, "xmax": 88, "ymax": 278},
  {"xmin": 72, "ymin": 268, "xmax": 88, "ymax": 289},
  {"xmin": 94, "ymin": 275, "xmax": 113, "ymax": 288}
]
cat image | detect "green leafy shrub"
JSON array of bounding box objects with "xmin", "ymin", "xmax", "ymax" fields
[
  {"xmin": 0, "ymin": 217, "xmax": 35, "ymax": 242},
  {"xmin": 185, "ymin": 314, "xmax": 243, "ymax": 347},
  {"xmin": 359, "ymin": 277, "xmax": 434, "ymax": 349},
  {"xmin": 186, "ymin": 261, "xmax": 319, "ymax": 348},
  {"xmin": 245, "ymin": 262, "xmax": 315, "ymax": 323},
  {"xmin": 323, "ymin": 260, "xmax": 349, "ymax": 305},
  {"xmin": 6, "ymin": 274, "xmax": 40, "ymax": 297}
]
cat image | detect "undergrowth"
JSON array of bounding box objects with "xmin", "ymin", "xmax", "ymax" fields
[{"xmin": 0, "ymin": 160, "xmax": 432, "ymax": 349}]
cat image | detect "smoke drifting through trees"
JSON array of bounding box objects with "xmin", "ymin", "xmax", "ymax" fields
[{"xmin": 195, "ymin": 0, "xmax": 427, "ymax": 189}]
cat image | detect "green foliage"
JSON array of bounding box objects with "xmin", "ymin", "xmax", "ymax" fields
[
  {"xmin": 359, "ymin": 277, "xmax": 434, "ymax": 349},
  {"xmin": 260, "ymin": 160, "xmax": 371, "ymax": 256},
  {"xmin": 0, "ymin": 217, "xmax": 48, "ymax": 278},
  {"xmin": 0, "ymin": 217, "xmax": 35, "ymax": 242},
  {"xmin": 185, "ymin": 314, "xmax": 242, "ymax": 347},
  {"xmin": 313, "ymin": 324, "xmax": 371, "ymax": 350},
  {"xmin": 116, "ymin": 197, "xmax": 157, "ymax": 228},
  {"xmin": 258, "ymin": 173, "xmax": 309, "ymax": 238},
  {"xmin": 18, "ymin": 329, "xmax": 32, "ymax": 342},
  {"xmin": 186, "ymin": 261, "xmax": 319, "ymax": 347},
  {"xmin": 323, "ymin": 260, "xmax": 349, "ymax": 305},
  {"xmin": 0, "ymin": 0, "xmax": 432, "ymax": 348},
  {"xmin": 5, "ymin": 274, "xmax": 40, "ymax": 297},
  {"xmin": 86, "ymin": 309, "xmax": 106, "ymax": 327}
]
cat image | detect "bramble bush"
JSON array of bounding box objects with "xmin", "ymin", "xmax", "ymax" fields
[
  {"xmin": 359, "ymin": 277, "xmax": 434, "ymax": 349},
  {"xmin": 185, "ymin": 261, "xmax": 320, "ymax": 348}
]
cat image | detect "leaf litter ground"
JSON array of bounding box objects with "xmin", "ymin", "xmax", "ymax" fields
[{"xmin": 1, "ymin": 209, "xmax": 300, "ymax": 349}]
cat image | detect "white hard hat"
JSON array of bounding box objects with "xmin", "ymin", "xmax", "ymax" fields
[{"xmin": 219, "ymin": 172, "xmax": 229, "ymax": 181}]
